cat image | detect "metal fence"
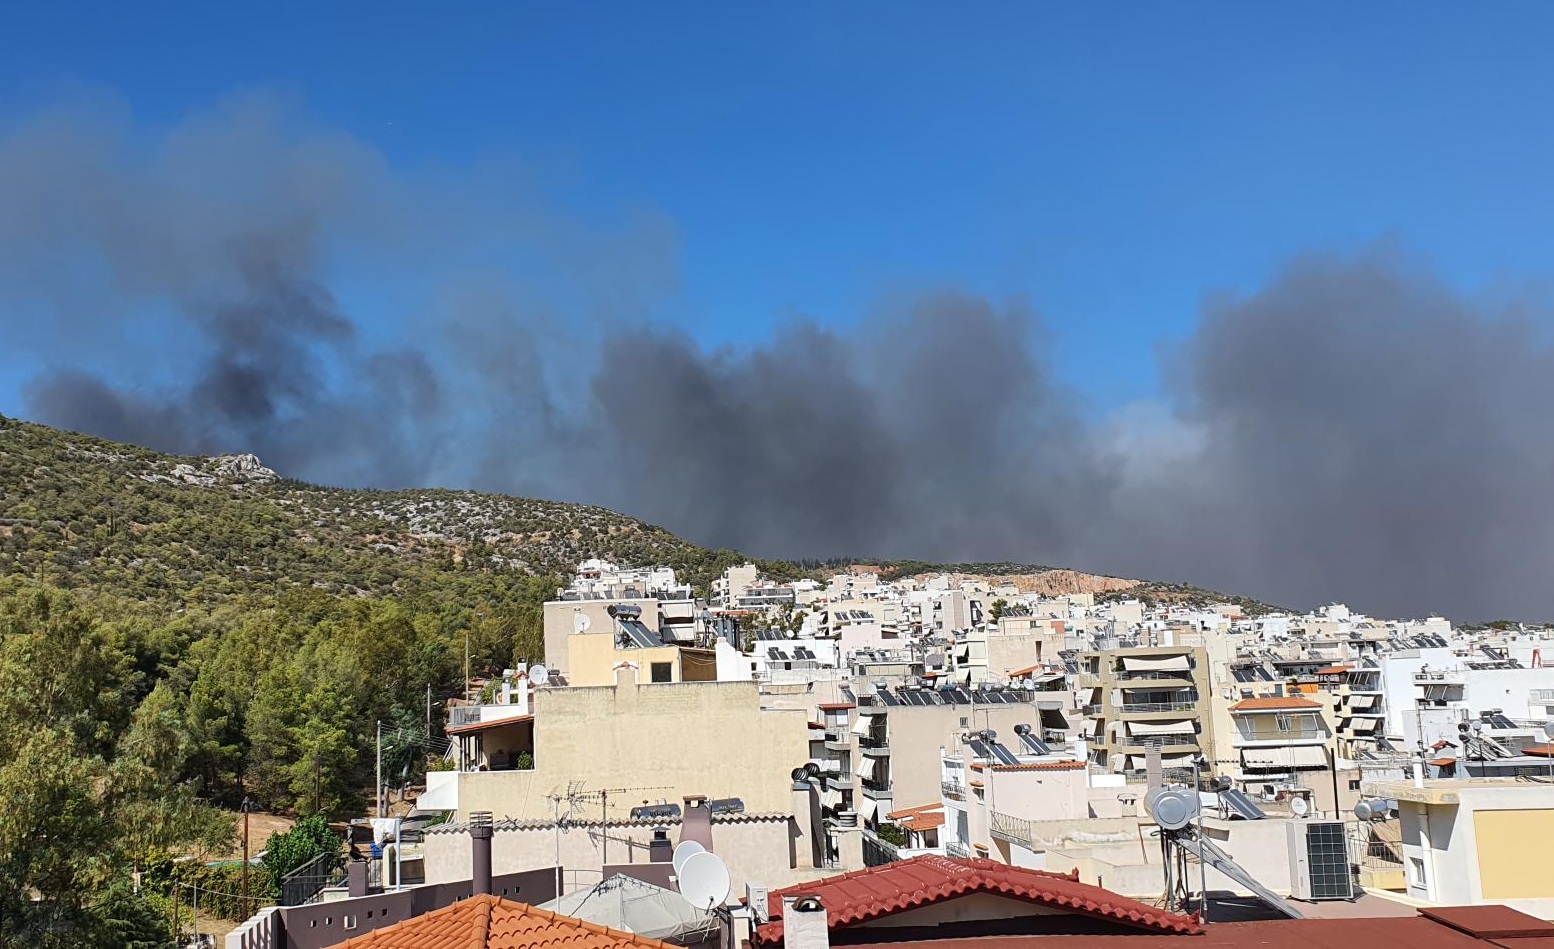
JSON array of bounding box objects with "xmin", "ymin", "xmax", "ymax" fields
[{"xmin": 279, "ymin": 851, "xmax": 344, "ymax": 907}]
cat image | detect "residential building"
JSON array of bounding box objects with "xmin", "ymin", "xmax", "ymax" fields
[
  {"xmin": 1364, "ymin": 776, "xmax": 1554, "ymax": 918},
  {"xmin": 1225, "ymin": 696, "xmax": 1334, "ymax": 813},
  {"xmin": 1077, "ymin": 645, "xmax": 1214, "ymax": 779}
]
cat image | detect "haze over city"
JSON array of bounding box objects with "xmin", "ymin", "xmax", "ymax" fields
[{"xmin": 6, "ymin": 5, "xmax": 1554, "ymax": 618}]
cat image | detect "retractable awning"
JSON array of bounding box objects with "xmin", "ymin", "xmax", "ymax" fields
[
  {"xmin": 1126, "ymin": 719, "xmax": 1196, "ymax": 736},
  {"xmin": 856, "ymin": 796, "xmax": 878, "ymax": 821},
  {"xmin": 1121, "ymin": 655, "xmax": 1191, "ymax": 672},
  {"xmin": 1346, "ymin": 694, "xmax": 1378, "ymax": 710},
  {"xmin": 1287, "ymin": 745, "xmax": 1329, "ymax": 768},
  {"xmin": 857, "ymin": 756, "xmax": 879, "ymax": 780},
  {"xmin": 851, "ymin": 715, "xmax": 872, "ymax": 736}
]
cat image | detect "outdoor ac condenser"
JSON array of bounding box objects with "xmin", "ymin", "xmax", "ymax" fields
[{"xmin": 1286, "ymin": 820, "xmax": 1357, "ymax": 900}]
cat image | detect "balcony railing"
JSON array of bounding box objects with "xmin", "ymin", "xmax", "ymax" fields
[
  {"xmin": 941, "ymin": 781, "xmax": 965, "ymax": 800},
  {"xmin": 990, "ymin": 811, "xmax": 1031, "ymax": 844},
  {"xmin": 946, "ymin": 841, "xmax": 972, "ymax": 859},
  {"xmin": 1118, "ymin": 700, "xmax": 1199, "ymax": 713},
  {"xmin": 1116, "ymin": 669, "xmax": 1195, "ymax": 681},
  {"xmin": 1533, "ymin": 689, "xmax": 1554, "ymax": 704},
  {"xmin": 280, "ymin": 851, "xmax": 343, "ymax": 907},
  {"xmin": 859, "ymin": 736, "xmax": 891, "ymax": 755},
  {"xmin": 1118, "ymin": 734, "xmax": 1199, "ymax": 747},
  {"xmin": 1235, "ymin": 727, "xmax": 1325, "ymax": 741}
]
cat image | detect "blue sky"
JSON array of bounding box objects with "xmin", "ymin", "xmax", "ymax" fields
[{"xmin": 5, "ymin": 3, "xmax": 1554, "ymax": 412}]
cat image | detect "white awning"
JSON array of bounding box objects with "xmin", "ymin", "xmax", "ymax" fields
[
  {"xmin": 1126, "ymin": 719, "xmax": 1196, "ymax": 736},
  {"xmin": 1346, "ymin": 694, "xmax": 1378, "ymax": 710},
  {"xmin": 1351, "ymin": 718, "xmax": 1380, "ymax": 733},
  {"xmin": 1160, "ymin": 751, "xmax": 1197, "ymax": 765},
  {"xmin": 851, "ymin": 716, "xmax": 872, "ymax": 736},
  {"xmin": 857, "ymin": 756, "xmax": 879, "ymax": 780},
  {"xmin": 1241, "ymin": 750, "xmax": 1282, "ymax": 768},
  {"xmin": 821, "ymin": 788, "xmax": 840, "ymax": 808},
  {"xmin": 1288, "ymin": 745, "xmax": 1329, "ymax": 768},
  {"xmin": 1121, "ymin": 655, "xmax": 1191, "ymax": 672},
  {"xmin": 856, "ymin": 796, "xmax": 878, "ymax": 821}
]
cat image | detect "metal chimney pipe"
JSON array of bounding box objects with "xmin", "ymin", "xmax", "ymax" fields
[{"xmin": 470, "ymin": 811, "xmax": 494, "ymax": 896}]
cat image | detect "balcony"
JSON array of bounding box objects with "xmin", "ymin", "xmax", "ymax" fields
[
  {"xmin": 830, "ymin": 772, "xmax": 855, "ymax": 789},
  {"xmin": 1235, "ymin": 727, "xmax": 1326, "ymax": 742},
  {"xmin": 941, "ymin": 781, "xmax": 965, "ymax": 801},
  {"xmin": 1116, "ymin": 669, "xmax": 1195, "ymax": 683},
  {"xmin": 990, "ymin": 811, "xmax": 1032, "ymax": 845},
  {"xmin": 861, "ymin": 781, "xmax": 893, "ymax": 800},
  {"xmin": 946, "ymin": 841, "xmax": 972, "ymax": 859},
  {"xmin": 1118, "ymin": 700, "xmax": 1199, "ymax": 714},
  {"xmin": 1116, "ymin": 734, "xmax": 1200, "ymax": 749},
  {"xmin": 1533, "ymin": 689, "xmax": 1554, "ymax": 707},
  {"xmin": 859, "ymin": 736, "xmax": 891, "ymax": 756},
  {"xmin": 824, "ymin": 733, "xmax": 852, "ymax": 753}
]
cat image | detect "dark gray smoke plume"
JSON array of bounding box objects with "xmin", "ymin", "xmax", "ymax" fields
[{"xmin": 4, "ymin": 97, "xmax": 1554, "ymax": 619}]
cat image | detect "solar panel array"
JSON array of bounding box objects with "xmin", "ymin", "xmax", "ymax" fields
[{"xmin": 1018, "ymin": 733, "xmax": 1053, "ymax": 756}]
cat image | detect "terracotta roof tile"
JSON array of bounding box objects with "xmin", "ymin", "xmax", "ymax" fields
[
  {"xmin": 1315, "ymin": 665, "xmax": 1353, "ymax": 675},
  {"xmin": 1007, "ymin": 664, "xmax": 1044, "ymax": 678},
  {"xmin": 1230, "ymin": 696, "xmax": 1323, "ymax": 711},
  {"xmin": 335, "ymin": 894, "xmax": 679, "ymax": 949},
  {"xmin": 969, "ymin": 761, "xmax": 1087, "ymax": 772},
  {"xmin": 755, "ymin": 855, "xmax": 1201, "ymax": 944},
  {"xmin": 884, "ymin": 803, "xmax": 941, "ymax": 821},
  {"xmin": 1420, "ymin": 906, "xmax": 1554, "ymax": 939},
  {"xmin": 818, "ymin": 703, "xmax": 855, "ymax": 711},
  {"xmin": 898, "ymin": 812, "xmax": 945, "ymax": 832}
]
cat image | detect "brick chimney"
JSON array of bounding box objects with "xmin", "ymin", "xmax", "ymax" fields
[
  {"xmin": 783, "ymin": 895, "xmax": 828, "ymax": 949},
  {"xmin": 470, "ymin": 811, "xmax": 493, "ymax": 896}
]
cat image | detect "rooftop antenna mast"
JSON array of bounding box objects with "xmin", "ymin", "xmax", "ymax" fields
[{"xmin": 568, "ymin": 783, "xmax": 671, "ymax": 865}]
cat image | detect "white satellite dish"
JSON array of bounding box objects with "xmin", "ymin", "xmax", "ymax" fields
[
  {"xmin": 671, "ymin": 840, "xmax": 705, "ymax": 876},
  {"xmin": 529, "ymin": 664, "xmax": 550, "ymax": 686},
  {"xmin": 678, "ymin": 851, "xmax": 731, "ymax": 911},
  {"xmin": 1291, "ymin": 796, "xmax": 1309, "ymax": 818},
  {"xmin": 1543, "ymin": 719, "xmax": 1554, "ymax": 740},
  {"xmin": 573, "ymin": 612, "xmax": 592, "ymax": 634}
]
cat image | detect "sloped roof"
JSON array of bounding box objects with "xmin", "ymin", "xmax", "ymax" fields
[
  {"xmin": 335, "ymin": 894, "xmax": 680, "ymax": 949},
  {"xmin": 1230, "ymin": 696, "xmax": 1324, "ymax": 711},
  {"xmin": 755, "ymin": 856, "xmax": 1200, "ymax": 944}
]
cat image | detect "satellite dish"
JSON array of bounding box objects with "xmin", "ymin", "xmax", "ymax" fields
[
  {"xmin": 1543, "ymin": 719, "xmax": 1554, "ymax": 740},
  {"xmin": 678, "ymin": 851, "xmax": 731, "ymax": 911},
  {"xmin": 671, "ymin": 841, "xmax": 705, "ymax": 876},
  {"xmin": 529, "ymin": 664, "xmax": 550, "ymax": 686},
  {"xmin": 1291, "ymin": 796, "xmax": 1309, "ymax": 818},
  {"xmin": 573, "ymin": 613, "xmax": 592, "ymax": 633},
  {"xmin": 1150, "ymin": 788, "xmax": 1200, "ymax": 831}
]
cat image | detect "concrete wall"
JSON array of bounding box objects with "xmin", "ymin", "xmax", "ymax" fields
[
  {"xmin": 423, "ymin": 815, "xmax": 816, "ymax": 895},
  {"xmin": 566, "ymin": 634, "xmax": 718, "ymax": 686},
  {"xmin": 882, "ymin": 702, "xmax": 1046, "ymax": 809},
  {"xmin": 270, "ymin": 868, "xmax": 558, "ymax": 949},
  {"xmin": 1394, "ymin": 782, "xmax": 1554, "ymax": 918},
  {"xmin": 544, "ymin": 599, "xmax": 658, "ymax": 676},
  {"xmin": 456, "ymin": 674, "xmax": 810, "ymax": 821}
]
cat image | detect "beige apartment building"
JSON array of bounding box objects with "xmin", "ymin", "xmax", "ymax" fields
[
  {"xmin": 1078, "ymin": 645, "xmax": 1214, "ymax": 778},
  {"xmin": 1225, "ymin": 695, "xmax": 1334, "ymax": 809},
  {"xmin": 426, "ymin": 666, "xmax": 810, "ymax": 822},
  {"xmin": 851, "ymin": 684, "xmax": 1070, "ymax": 819}
]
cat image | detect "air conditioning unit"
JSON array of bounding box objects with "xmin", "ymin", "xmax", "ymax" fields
[{"xmin": 1287, "ymin": 820, "xmax": 1356, "ymax": 900}]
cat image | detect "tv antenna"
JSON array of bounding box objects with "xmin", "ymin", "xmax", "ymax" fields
[{"xmin": 568, "ymin": 783, "xmax": 670, "ymax": 865}]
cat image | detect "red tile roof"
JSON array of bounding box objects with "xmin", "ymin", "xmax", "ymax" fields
[
  {"xmin": 1230, "ymin": 696, "xmax": 1323, "ymax": 711},
  {"xmin": 885, "ymin": 803, "xmax": 941, "ymax": 821},
  {"xmin": 899, "ymin": 811, "xmax": 944, "ymax": 832},
  {"xmin": 1420, "ymin": 906, "xmax": 1554, "ymax": 940},
  {"xmin": 335, "ymin": 894, "xmax": 678, "ymax": 949},
  {"xmin": 970, "ymin": 761, "xmax": 1087, "ymax": 772},
  {"xmin": 754, "ymin": 856, "xmax": 1201, "ymax": 945},
  {"xmin": 1525, "ymin": 743, "xmax": 1554, "ymax": 757},
  {"xmin": 1007, "ymin": 664, "xmax": 1044, "ymax": 678},
  {"xmin": 1430, "ymin": 757, "xmax": 1457, "ymax": 767},
  {"xmin": 844, "ymin": 915, "xmax": 1519, "ymax": 949}
]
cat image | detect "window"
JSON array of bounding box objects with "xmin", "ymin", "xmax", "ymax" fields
[
  {"xmin": 343, "ymin": 915, "xmax": 358, "ymax": 930},
  {"xmin": 650, "ymin": 662, "xmax": 673, "ymax": 683},
  {"xmin": 1410, "ymin": 856, "xmax": 1427, "ymax": 886},
  {"xmin": 1349, "ymin": 779, "xmax": 1362, "ymax": 791}
]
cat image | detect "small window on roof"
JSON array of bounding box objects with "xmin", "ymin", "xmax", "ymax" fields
[{"xmin": 650, "ymin": 662, "xmax": 673, "ymax": 683}]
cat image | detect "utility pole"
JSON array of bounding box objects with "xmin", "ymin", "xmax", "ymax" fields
[
  {"xmin": 240, "ymin": 795, "xmax": 252, "ymax": 919},
  {"xmin": 376, "ymin": 721, "xmax": 384, "ymax": 818}
]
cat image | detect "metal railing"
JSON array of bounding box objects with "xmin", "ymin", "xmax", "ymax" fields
[
  {"xmin": 990, "ymin": 812, "xmax": 1031, "ymax": 844},
  {"xmin": 941, "ymin": 781, "xmax": 965, "ymax": 800},
  {"xmin": 1118, "ymin": 700, "xmax": 1199, "ymax": 713},
  {"xmin": 861, "ymin": 828, "xmax": 903, "ymax": 867},
  {"xmin": 279, "ymin": 851, "xmax": 343, "ymax": 907},
  {"xmin": 1119, "ymin": 734, "xmax": 1199, "ymax": 747},
  {"xmin": 859, "ymin": 736, "xmax": 890, "ymax": 754},
  {"xmin": 1532, "ymin": 689, "xmax": 1554, "ymax": 704},
  {"xmin": 449, "ymin": 705, "xmax": 486, "ymax": 727},
  {"xmin": 1116, "ymin": 669, "xmax": 1195, "ymax": 681},
  {"xmin": 1235, "ymin": 727, "xmax": 1326, "ymax": 741}
]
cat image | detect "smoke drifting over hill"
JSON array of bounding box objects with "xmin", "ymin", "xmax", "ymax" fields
[{"xmin": 4, "ymin": 96, "xmax": 1552, "ymax": 619}]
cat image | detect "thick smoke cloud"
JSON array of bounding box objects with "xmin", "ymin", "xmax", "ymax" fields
[{"xmin": 4, "ymin": 97, "xmax": 1553, "ymax": 620}]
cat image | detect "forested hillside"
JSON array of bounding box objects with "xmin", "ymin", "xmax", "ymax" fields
[{"xmin": 0, "ymin": 415, "xmax": 787, "ymax": 945}]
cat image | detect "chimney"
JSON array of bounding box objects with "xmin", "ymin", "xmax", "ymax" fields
[
  {"xmin": 679, "ymin": 796, "xmax": 714, "ymax": 851},
  {"xmin": 470, "ymin": 811, "xmax": 493, "ymax": 896},
  {"xmin": 614, "ymin": 662, "xmax": 639, "ymax": 688},
  {"xmin": 649, "ymin": 827, "xmax": 672, "ymax": 863},
  {"xmin": 783, "ymin": 895, "xmax": 828, "ymax": 949}
]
